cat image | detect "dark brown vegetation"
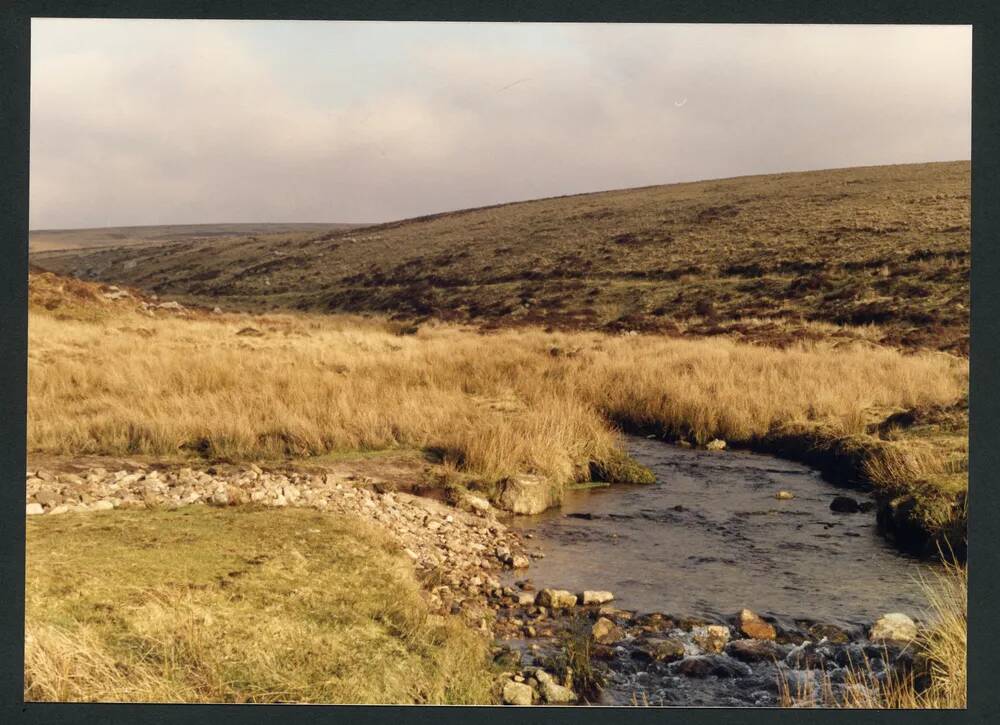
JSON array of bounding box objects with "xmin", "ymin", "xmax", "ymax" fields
[{"xmin": 31, "ymin": 161, "xmax": 969, "ymax": 354}]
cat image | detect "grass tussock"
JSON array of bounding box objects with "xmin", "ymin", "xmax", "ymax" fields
[
  {"xmin": 24, "ymin": 506, "xmax": 495, "ymax": 704},
  {"xmin": 28, "ymin": 307, "xmax": 967, "ymax": 493}
]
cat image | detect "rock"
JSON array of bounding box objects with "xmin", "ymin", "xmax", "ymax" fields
[
  {"xmin": 209, "ymin": 490, "xmax": 230, "ymax": 507},
  {"xmin": 463, "ymin": 493, "xmax": 491, "ymax": 512},
  {"xmin": 830, "ymin": 496, "xmax": 861, "ymax": 513},
  {"xmin": 726, "ymin": 639, "xmax": 784, "ymax": 663},
  {"xmin": 598, "ymin": 605, "xmax": 632, "ymax": 620},
  {"xmin": 674, "ymin": 654, "xmax": 750, "ymax": 678},
  {"xmin": 533, "ymin": 669, "xmax": 577, "ymax": 704},
  {"xmin": 26, "ymin": 503, "xmax": 44, "ymax": 515},
  {"xmin": 515, "ymin": 591, "xmax": 536, "ymax": 606},
  {"xmin": 536, "ymin": 589, "xmax": 577, "ymax": 609},
  {"xmin": 870, "ymin": 613, "xmax": 917, "ymax": 643},
  {"xmin": 692, "ymin": 625, "xmax": 730, "ymax": 653},
  {"xmin": 35, "ymin": 489, "xmax": 63, "ymax": 507},
  {"xmin": 502, "ymin": 679, "xmax": 534, "ymax": 705},
  {"xmin": 580, "ymin": 590, "xmax": 614, "ymax": 605},
  {"xmin": 591, "ymin": 616, "xmax": 624, "ymax": 644},
  {"xmin": 494, "ymin": 475, "xmax": 559, "ymax": 515},
  {"xmin": 705, "ymin": 439, "xmax": 727, "ymax": 451},
  {"xmin": 212, "ymin": 306, "xmax": 223, "ymax": 314},
  {"xmin": 637, "ymin": 637, "xmax": 686, "ymax": 663},
  {"xmin": 157, "ymin": 300, "xmax": 184, "ymax": 311},
  {"xmin": 511, "ymin": 555, "xmax": 530, "ymax": 569},
  {"xmin": 737, "ymin": 608, "xmax": 776, "ymax": 640},
  {"xmin": 91, "ymin": 500, "xmax": 114, "ymax": 511},
  {"xmin": 48, "ymin": 504, "xmax": 70, "ymax": 515},
  {"xmin": 808, "ymin": 623, "xmax": 851, "ymax": 644},
  {"xmin": 775, "ymin": 490, "xmax": 795, "ymax": 500}
]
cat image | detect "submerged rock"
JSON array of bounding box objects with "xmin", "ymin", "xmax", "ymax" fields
[
  {"xmin": 726, "ymin": 639, "xmax": 785, "ymax": 663},
  {"xmin": 635, "ymin": 637, "xmax": 686, "ymax": 663},
  {"xmin": 674, "ymin": 654, "xmax": 751, "ymax": 678},
  {"xmin": 830, "ymin": 496, "xmax": 861, "ymax": 513},
  {"xmin": 705, "ymin": 439, "xmax": 727, "ymax": 451},
  {"xmin": 775, "ymin": 490, "xmax": 795, "ymax": 500}
]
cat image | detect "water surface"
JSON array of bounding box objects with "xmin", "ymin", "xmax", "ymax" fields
[{"xmin": 508, "ymin": 436, "xmax": 930, "ymax": 628}]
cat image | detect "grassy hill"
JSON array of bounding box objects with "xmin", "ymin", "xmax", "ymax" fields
[
  {"xmin": 29, "ymin": 222, "xmax": 364, "ymax": 253},
  {"xmin": 30, "ymin": 161, "xmax": 970, "ymax": 354}
]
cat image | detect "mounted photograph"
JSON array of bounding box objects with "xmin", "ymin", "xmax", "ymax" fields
[{"xmin": 24, "ymin": 19, "xmax": 970, "ymax": 707}]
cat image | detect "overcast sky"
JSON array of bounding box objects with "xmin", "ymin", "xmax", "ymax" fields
[{"xmin": 30, "ymin": 20, "xmax": 971, "ymax": 230}]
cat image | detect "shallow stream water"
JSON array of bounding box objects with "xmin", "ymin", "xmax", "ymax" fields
[
  {"xmin": 503, "ymin": 436, "xmax": 934, "ymax": 706},
  {"xmin": 509, "ymin": 436, "xmax": 929, "ymax": 629}
]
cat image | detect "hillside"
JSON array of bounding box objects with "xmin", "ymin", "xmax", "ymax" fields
[
  {"xmin": 29, "ymin": 222, "xmax": 364, "ymax": 253},
  {"xmin": 30, "ymin": 161, "xmax": 969, "ymax": 353}
]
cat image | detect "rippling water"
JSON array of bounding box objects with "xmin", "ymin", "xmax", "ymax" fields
[{"xmin": 508, "ymin": 436, "xmax": 931, "ymax": 628}]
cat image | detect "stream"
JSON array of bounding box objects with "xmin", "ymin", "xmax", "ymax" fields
[{"xmin": 502, "ymin": 435, "xmax": 933, "ymax": 706}]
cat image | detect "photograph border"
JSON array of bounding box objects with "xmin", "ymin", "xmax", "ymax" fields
[{"xmin": 2, "ymin": 2, "xmax": 997, "ymax": 724}]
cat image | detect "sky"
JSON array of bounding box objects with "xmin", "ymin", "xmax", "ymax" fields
[{"xmin": 30, "ymin": 20, "xmax": 971, "ymax": 230}]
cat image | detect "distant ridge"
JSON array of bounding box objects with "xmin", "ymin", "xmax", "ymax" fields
[{"xmin": 30, "ymin": 161, "xmax": 969, "ymax": 353}]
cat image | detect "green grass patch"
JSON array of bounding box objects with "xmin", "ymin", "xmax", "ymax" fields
[{"xmin": 25, "ymin": 506, "xmax": 496, "ymax": 704}]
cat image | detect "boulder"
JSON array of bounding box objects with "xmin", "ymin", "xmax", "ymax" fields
[
  {"xmin": 870, "ymin": 613, "xmax": 917, "ymax": 643},
  {"xmin": 536, "ymin": 589, "xmax": 577, "ymax": 609},
  {"xmin": 26, "ymin": 503, "xmax": 44, "ymax": 516},
  {"xmin": 705, "ymin": 439, "xmax": 727, "ymax": 451},
  {"xmin": 591, "ymin": 616, "xmax": 623, "ymax": 644},
  {"xmin": 692, "ymin": 625, "xmax": 730, "ymax": 653},
  {"xmin": 736, "ymin": 608, "xmax": 776, "ymax": 640},
  {"xmin": 580, "ymin": 590, "xmax": 615, "ymax": 605},
  {"xmin": 502, "ymin": 679, "xmax": 534, "ymax": 705},
  {"xmin": 495, "ymin": 475, "xmax": 559, "ymax": 515}
]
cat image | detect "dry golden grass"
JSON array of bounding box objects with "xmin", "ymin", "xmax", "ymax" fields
[
  {"xmin": 28, "ymin": 304, "xmax": 967, "ymax": 490},
  {"xmin": 24, "ymin": 506, "xmax": 496, "ymax": 704}
]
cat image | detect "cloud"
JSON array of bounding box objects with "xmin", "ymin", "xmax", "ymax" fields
[{"xmin": 29, "ymin": 21, "xmax": 970, "ymax": 229}]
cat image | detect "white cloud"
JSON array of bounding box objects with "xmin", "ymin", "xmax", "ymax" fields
[{"xmin": 29, "ymin": 20, "xmax": 971, "ymax": 229}]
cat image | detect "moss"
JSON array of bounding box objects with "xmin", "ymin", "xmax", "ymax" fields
[{"xmin": 589, "ymin": 453, "xmax": 656, "ymax": 485}]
